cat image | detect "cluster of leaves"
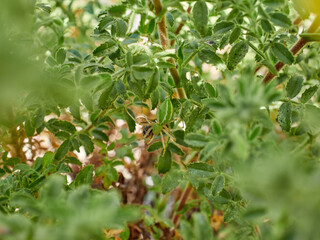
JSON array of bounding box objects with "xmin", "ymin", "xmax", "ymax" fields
[{"xmin": 1, "ymin": 0, "xmax": 320, "ymax": 239}]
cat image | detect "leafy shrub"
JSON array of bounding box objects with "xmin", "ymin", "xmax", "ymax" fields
[{"xmin": 1, "ymin": 0, "xmax": 320, "ymax": 239}]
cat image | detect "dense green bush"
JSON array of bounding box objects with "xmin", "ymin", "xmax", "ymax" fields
[{"xmin": 1, "ymin": 0, "xmax": 320, "ymax": 239}]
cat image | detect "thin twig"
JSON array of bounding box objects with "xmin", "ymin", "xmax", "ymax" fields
[
  {"xmin": 152, "ymin": 0, "xmax": 186, "ymax": 99},
  {"xmin": 152, "ymin": 0, "xmax": 193, "ymax": 230},
  {"xmin": 172, "ymin": 182, "xmax": 193, "ymax": 227},
  {"xmin": 170, "ymin": 6, "xmax": 192, "ymax": 47},
  {"xmin": 263, "ymin": 15, "xmax": 320, "ymax": 83},
  {"xmin": 263, "ymin": 38, "xmax": 307, "ymax": 83},
  {"xmin": 254, "ymin": 16, "xmax": 306, "ymax": 75}
]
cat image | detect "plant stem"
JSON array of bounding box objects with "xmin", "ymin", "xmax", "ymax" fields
[
  {"xmin": 182, "ymin": 45, "xmax": 205, "ymax": 67},
  {"xmin": 263, "ymin": 15, "xmax": 320, "ymax": 83},
  {"xmin": 152, "ymin": 0, "xmax": 186, "ymax": 99},
  {"xmin": 84, "ymin": 109, "xmax": 108, "ymax": 133},
  {"xmin": 240, "ymin": 37, "xmax": 266, "ymax": 59},
  {"xmin": 56, "ymin": 2, "xmax": 75, "ymax": 22},
  {"xmin": 172, "ymin": 182, "xmax": 193, "ymax": 227},
  {"xmin": 170, "ymin": 6, "xmax": 192, "ymax": 47}
]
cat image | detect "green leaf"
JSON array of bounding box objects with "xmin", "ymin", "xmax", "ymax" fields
[
  {"xmin": 263, "ymin": 0, "xmax": 285, "ymax": 8},
  {"xmin": 157, "ymin": 99, "xmax": 174, "ymax": 125},
  {"xmin": 71, "ymin": 138, "xmax": 80, "ymax": 152},
  {"xmin": 73, "ymin": 165, "xmax": 94, "ymax": 187},
  {"xmin": 154, "ymin": 50, "xmax": 178, "ymax": 59},
  {"xmin": 223, "ymin": 204, "xmax": 237, "ymax": 223},
  {"xmin": 50, "ymin": 120, "xmax": 77, "ymax": 134},
  {"xmin": 211, "ymin": 175, "xmax": 225, "ymax": 196},
  {"xmin": 147, "ymin": 18, "xmax": 156, "ymax": 34},
  {"xmin": 36, "ymin": 3, "xmax": 51, "ymax": 13},
  {"xmin": 301, "ymin": 104, "xmax": 320, "ymax": 134},
  {"xmin": 260, "ymin": 18, "xmax": 274, "ymax": 33},
  {"xmin": 147, "ymin": 141, "xmax": 163, "ymax": 152},
  {"xmin": 166, "ymin": 12, "xmax": 174, "ymax": 27},
  {"xmin": 56, "ymin": 48, "xmax": 66, "ymax": 64},
  {"xmin": 300, "ymin": 33, "xmax": 320, "ymax": 42},
  {"xmin": 32, "ymin": 108, "xmax": 45, "ymax": 128},
  {"xmin": 108, "ymin": 5, "xmax": 126, "ymax": 17},
  {"xmin": 25, "ymin": 119, "xmax": 35, "ymax": 137},
  {"xmin": 98, "ymin": 16, "xmax": 114, "ymax": 31},
  {"xmin": 270, "ymin": 12, "xmax": 291, "ymax": 28},
  {"xmin": 54, "ymin": 140, "xmax": 70, "ymax": 160},
  {"xmin": 286, "ymin": 76, "xmax": 303, "ymax": 99},
  {"xmin": 65, "ymin": 156, "xmax": 82, "ymax": 166},
  {"xmin": 42, "ymin": 151, "xmax": 54, "ymax": 167},
  {"xmin": 260, "ymin": 59, "xmax": 278, "ymax": 76},
  {"xmin": 214, "ymin": 21, "xmax": 235, "ymax": 34},
  {"xmin": 168, "ymin": 143, "xmax": 184, "ymax": 156},
  {"xmin": 78, "ymin": 134, "xmax": 94, "ymax": 154},
  {"xmin": 91, "ymin": 129, "xmax": 109, "ymax": 142},
  {"xmin": 185, "ymin": 133, "xmax": 209, "ymax": 147},
  {"xmin": 93, "ymin": 40, "xmax": 118, "ymax": 57},
  {"xmin": 193, "ymin": 0, "xmax": 208, "ymax": 36},
  {"xmin": 5, "ymin": 157, "xmax": 20, "ymax": 166},
  {"xmin": 151, "ymin": 89, "xmax": 160, "ymax": 110},
  {"xmin": 104, "ymin": 166, "xmax": 118, "ymax": 188},
  {"xmin": 146, "ymin": 68, "xmax": 159, "ymax": 94},
  {"xmin": 115, "ymin": 80, "xmax": 126, "ymax": 95},
  {"xmin": 132, "ymin": 66, "xmax": 154, "ymax": 80},
  {"xmin": 188, "ymin": 162, "xmax": 215, "ymax": 178},
  {"xmin": 158, "ymin": 150, "xmax": 172, "ymax": 174},
  {"xmin": 248, "ymin": 124, "xmax": 263, "ymax": 141},
  {"xmin": 301, "ymin": 85, "xmax": 319, "ymax": 103},
  {"xmin": 211, "ymin": 120, "xmax": 222, "ymax": 135},
  {"xmin": 156, "ymin": 61, "xmax": 175, "ymax": 68},
  {"xmin": 199, "ymin": 142, "xmax": 220, "ymax": 162},
  {"xmin": 227, "ymin": 41, "xmax": 249, "ymax": 70},
  {"xmin": 124, "ymin": 108, "xmax": 136, "ymax": 133},
  {"xmin": 192, "ymin": 213, "xmax": 214, "ymax": 240},
  {"xmin": 0, "ymin": 168, "xmax": 5, "ymax": 178},
  {"xmin": 116, "ymin": 19, "xmax": 127, "ymax": 37},
  {"xmin": 98, "ymin": 82, "xmax": 115, "ymax": 109},
  {"xmin": 229, "ymin": 27, "xmax": 241, "ymax": 44},
  {"xmin": 198, "ymin": 49, "xmax": 223, "ymax": 66},
  {"xmin": 277, "ymin": 102, "xmax": 292, "ymax": 132},
  {"xmin": 271, "ymin": 42, "xmax": 294, "ymax": 65},
  {"xmin": 161, "ymin": 169, "xmax": 183, "ymax": 194},
  {"xmin": 203, "ymin": 82, "xmax": 217, "ymax": 98}
]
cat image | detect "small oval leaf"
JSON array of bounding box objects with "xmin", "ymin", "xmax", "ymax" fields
[
  {"xmin": 158, "ymin": 150, "xmax": 172, "ymax": 174},
  {"xmin": 193, "ymin": 0, "xmax": 208, "ymax": 36},
  {"xmin": 157, "ymin": 99, "xmax": 174, "ymax": 125},
  {"xmin": 277, "ymin": 102, "xmax": 292, "ymax": 132},
  {"xmin": 185, "ymin": 133, "xmax": 209, "ymax": 148},
  {"xmin": 286, "ymin": 76, "xmax": 303, "ymax": 99},
  {"xmin": 211, "ymin": 175, "xmax": 225, "ymax": 196},
  {"xmin": 227, "ymin": 41, "xmax": 249, "ymax": 70},
  {"xmin": 271, "ymin": 42, "xmax": 294, "ymax": 65}
]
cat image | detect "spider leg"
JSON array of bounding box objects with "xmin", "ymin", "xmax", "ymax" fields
[
  {"xmin": 162, "ymin": 126, "xmax": 176, "ymax": 141},
  {"xmin": 146, "ymin": 135, "xmax": 154, "ymax": 145},
  {"xmin": 136, "ymin": 114, "xmax": 152, "ymax": 124}
]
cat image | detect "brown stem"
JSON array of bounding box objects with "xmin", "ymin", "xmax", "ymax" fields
[
  {"xmin": 170, "ymin": 6, "xmax": 192, "ymax": 47},
  {"xmin": 263, "ymin": 15, "xmax": 320, "ymax": 83},
  {"xmin": 263, "ymin": 38, "xmax": 308, "ymax": 83},
  {"xmin": 172, "ymin": 183, "xmax": 193, "ymax": 227},
  {"xmin": 152, "ymin": 0, "xmax": 186, "ymax": 99},
  {"xmin": 255, "ymin": 16, "xmax": 303, "ymax": 75},
  {"xmin": 293, "ymin": 16, "xmax": 302, "ymax": 25}
]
